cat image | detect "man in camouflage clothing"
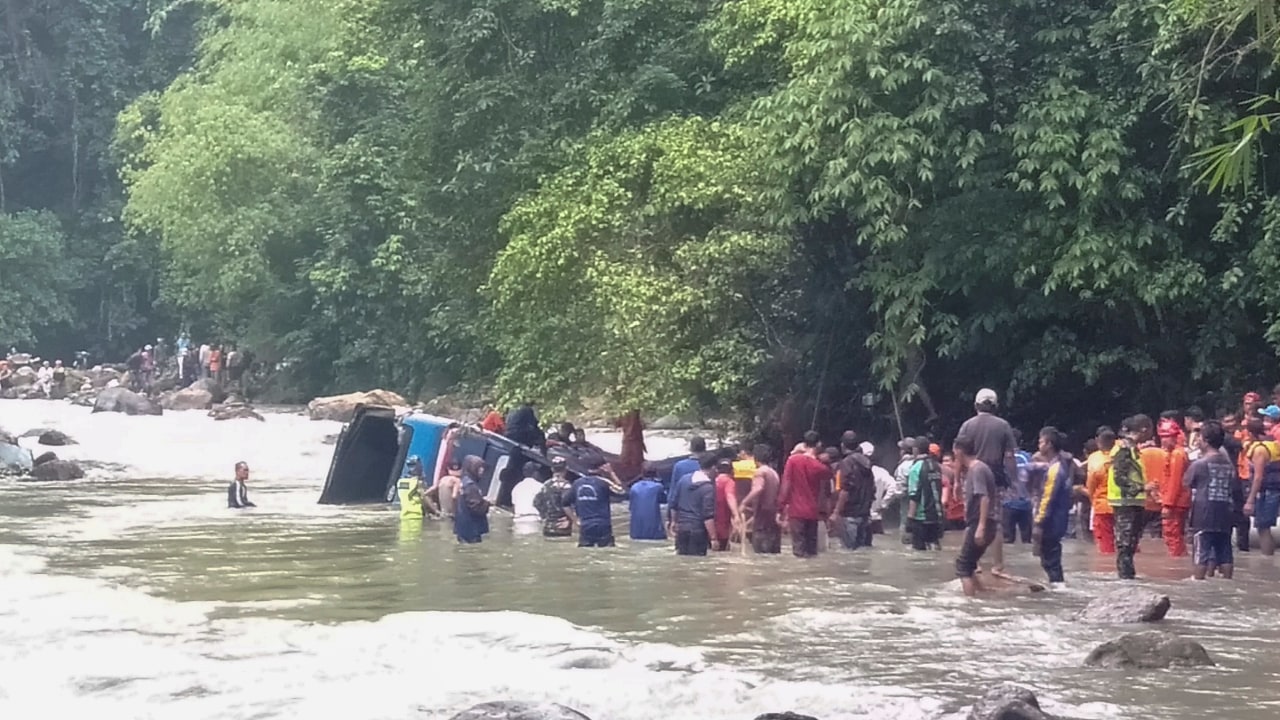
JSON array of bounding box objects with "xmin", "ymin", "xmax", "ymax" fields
[{"xmin": 534, "ymin": 456, "xmax": 575, "ymax": 538}]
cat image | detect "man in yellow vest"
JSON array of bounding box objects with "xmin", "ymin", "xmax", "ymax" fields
[
  {"xmin": 1108, "ymin": 417, "xmax": 1157, "ymax": 579},
  {"xmin": 1243, "ymin": 417, "xmax": 1280, "ymax": 556}
]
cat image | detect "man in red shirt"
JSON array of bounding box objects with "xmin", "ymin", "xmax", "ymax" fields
[{"xmin": 779, "ymin": 430, "xmax": 833, "ymax": 557}]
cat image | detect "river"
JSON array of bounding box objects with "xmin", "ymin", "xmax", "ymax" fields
[{"xmin": 1, "ymin": 400, "xmax": 1278, "ymax": 719}]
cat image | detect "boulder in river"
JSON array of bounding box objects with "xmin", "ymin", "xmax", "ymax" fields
[
  {"xmin": 967, "ymin": 683, "xmax": 1057, "ymax": 720},
  {"xmin": 649, "ymin": 413, "xmax": 695, "ymax": 430},
  {"xmin": 0, "ymin": 428, "xmax": 16, "ymax": 445},
  {"xmin": 33, "ymin": 451, "xmax": 59, "ymax": 466},
  {"xmin": 162, "ymin": 378, "xmax": 226, "ymax": 411},
  {"xmin": 0, "ymin": 443, "xmax": 35, "ymax": 475},
  {"xmin": 1074, "ymin": 587, "xmax": 1170, "ymax": 624},
  {"xmin": 92, "ymin": 387, "xmax": 162, "ymax": 416},
  {"xmin": 755, "ymin": 714, "xmax": 821, "ymax": 720},
  {"xmin": 447, "ymin": 702, "xmax": 591, "ymax": 720},
  {"xmin": 1083, "ymin": 630, "xmax": 1214, "ymax": 669},
  {"xmin": 37, "ymin": 429, "xmax": 76, "ymax": 446},
  {"xmin": 307, "ymin": 389, "xmax": 408, "ymax": 422},
  {"xmin": 27, "ymin": 459, "xmax": 86, "ymax": 482},
  {"xmin": 9, "ymin": 366, "xmax": 37, "ymax": 386},
  {"xmin": 84, "ymin": 367, "xmax": 121, "ymax": 389}
]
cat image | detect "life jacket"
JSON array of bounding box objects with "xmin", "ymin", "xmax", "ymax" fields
[
  {"xmin": 732, "ymin": 459, "xmax": 757, "ymax": 483},
  {"xmin": 1106, "ymin": 444, "xmax": 1146, "ymax": 507},
  {"xmin": 397, "ymin": 477, "xmax": 423, "ymax": 519},
  {"xmin": 1236, "ymin": 429, "xmax": 1253, "ymax": 482},
  {"xmin": 1246, "ymin": 440, "xmax": 1280, "ymax": 491}
]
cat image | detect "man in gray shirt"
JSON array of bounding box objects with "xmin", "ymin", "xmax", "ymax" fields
[
  {"xmin": 955, "ymin": 388, "xmax": 1018, "ymax": 570},
  {"xmin": 953, "ymin": 437, "xmax": 999, "ymax": 596}
]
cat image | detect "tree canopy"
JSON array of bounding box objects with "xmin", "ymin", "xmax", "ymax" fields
[{"xmin": 4, "ymin": 0, "xmax": 1280, "ymax": 438}]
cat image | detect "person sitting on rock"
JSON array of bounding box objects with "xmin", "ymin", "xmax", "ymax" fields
[{"xmin": 36, "ymin": 362, "xmax": 54, "ymax": 397}]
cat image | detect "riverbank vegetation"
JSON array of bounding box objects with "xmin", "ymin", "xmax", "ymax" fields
[{"xmin": 4, "ymin": 0, "xmax": 1279, "ymax": 437}]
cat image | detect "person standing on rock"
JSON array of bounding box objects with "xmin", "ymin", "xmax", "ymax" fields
[
  {"xmin": 199, "ymin": 343, "xmax": 211, "ymax": 379},
  {"xmin": 953, "ymin": 437, "xmax": 998, "ymax": 597},
  {"xmin": 954, "ymin": 388, "xmax": 1018, "ymax": 572},
  {"xmin": 1185, "ymin": 421, "xmax": 1242, "ymax": 579},
  {"xmin": 227, "ymin": 461, "xmax": 257, "ymax": 509},
  {"xmin": 1109, "ymin": 417, "xmax": 1155, "ymax": 580}
]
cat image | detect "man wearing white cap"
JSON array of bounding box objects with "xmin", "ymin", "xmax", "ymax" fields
[{"xmin": 955, "ymin": 388, "xmax": 1019, "ymax": 571}]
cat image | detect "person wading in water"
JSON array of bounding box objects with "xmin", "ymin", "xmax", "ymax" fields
[
  {"xmin": 953, "ymin": 438, "xmax": 998, "ymax": 597},
  {"xmin": 741, "ymin": 444, "xmax": 782, "ymax": 554},
  {"xmin": 227, "ymin": 461, "xmax": 257, "ymax": 509},
  {"xmin": 955, "ymin": 388, "xmax": 1018, "ymax": 573}
]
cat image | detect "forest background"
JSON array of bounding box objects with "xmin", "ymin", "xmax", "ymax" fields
[{"xmin": 3, "ymin": 0, "xmax": 1279, "ymax": 442}]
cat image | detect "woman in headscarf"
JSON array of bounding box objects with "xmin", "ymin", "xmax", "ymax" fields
[{"xmin": 454, "ymin": 455, "xmax": 492, "ymax": 543}]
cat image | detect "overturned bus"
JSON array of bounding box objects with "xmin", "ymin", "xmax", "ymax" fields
[{"xmin": 317, "ymin": 406, "xmax": 546, "ymax": 506}]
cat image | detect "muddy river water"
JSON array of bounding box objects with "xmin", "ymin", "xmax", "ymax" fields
[{"xmin": 2, "ymin": 400, "xmax": 1278, "ymax": 719}]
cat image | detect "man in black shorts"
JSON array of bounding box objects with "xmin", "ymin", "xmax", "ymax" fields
[{"xmin": 954, "ymin": 437, "xmax": 999, "ymax": 596}]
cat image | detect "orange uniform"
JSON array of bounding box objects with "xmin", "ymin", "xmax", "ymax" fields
[
  {"xmin": 1085, "ymin": 450, "xmax": 1115, "ymax": 554},
  {"xmin": 1160, "ymin": 445, "xmax": 1190, "ymax": 557},
  {"xmin": 1139, "ymin": 446, "xmax": 1166, "ymax": 512}
]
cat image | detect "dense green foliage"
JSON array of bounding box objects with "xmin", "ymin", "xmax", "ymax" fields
[
  {"xmin": 1, "ymin": 0, "xmax": 200, "ymax": 357},
  {"xmin": 6, "ymin": 0, "xmax": 1280, "ymax": 436}
]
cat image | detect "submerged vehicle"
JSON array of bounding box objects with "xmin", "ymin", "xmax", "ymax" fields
[{"xmin": 318, "ymin": 406, "xmax": 558, "ymax": 506}]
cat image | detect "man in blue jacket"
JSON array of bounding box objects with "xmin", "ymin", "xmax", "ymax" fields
[
  {"xmin": 562, "ymin": 456, "xmax": 626, "ymax": 547},
  {"xmin": 668, "ymin": 453, "xmax": 717, "ymax": 556},
  {"xmin": 1032, "ymin": 427, "xmax": 1074, "ymax": 583}
]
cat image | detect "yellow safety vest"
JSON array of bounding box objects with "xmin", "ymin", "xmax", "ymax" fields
[
  {"xmin": 398, "ymin": 477, "xmax": 424, "ymax": 519},
  {"xmin": 1106, "ymin": 445, "xmax": 1146, "ymax": 507}
]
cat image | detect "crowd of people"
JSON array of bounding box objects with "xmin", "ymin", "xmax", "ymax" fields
[{"xmin": 387, "ymin": 385, "xmax": 1280, "ymax": 596}]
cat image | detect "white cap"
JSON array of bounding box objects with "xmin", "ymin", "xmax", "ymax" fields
[
  {"xmin": 975, "ymin": 388, "xmax": 998, "ymax": 406},
  {"xmin": 858, "ymin": 441, "xmax": 874, "ymax": 456}
]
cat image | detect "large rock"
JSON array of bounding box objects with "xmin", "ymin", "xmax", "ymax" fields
[
  {"xmin": 448, "ymin": 702, "xmax": 591, "ymax": 720},
  {"xmin": 1083, "ymin": 631, "xmax": 1214, "ymax": 669},
  {"xmin": 10, "ymin": 366, "xmax": 37, "ymax": 386},
  {"xmin": 92, "ymin": 387, "xmax": 163, "ymax": 416},
  {"xmin": 84, "ymin": 367, "xmax": 120, "ymax": 389},
  {"xmin": 33, "ymin": 451, "xmax": 59, "ymax": 467},
  {"xmin": 0, "ymin": 428, "xmax": 15, "ymax": 445},
  {"xmin": 756, "ymin": 714, "xmax": 820, "ymax": 720},
  {"xmin": 37, "ymin": 430, "xmax": 76, "ymax": 446},
  {"xmin": 0, "ymin": 443, "xmax": 34, "ymax": 475},
  {"xmin": 6, "ymin": 353, "xmax": 34, "ymax": 367},
  {"xmin": 1074, "ymin": 587, "xmax": 1170, "ymax": 624},
  {"xmin": 27, "ymin": 459, "xmax": 86, "ymax": 482},
  {"xmin": 967, "ymin": 684, "xmax": 1056, "ymax": 720},
  {"xmin": 162, "ymin": 378, "xmax": 226, "ymax": 411},
  {"xmin": 307, "ymin": 389, "xmax": 408, "ymax": 422},
  {"xmin": 650, "ymin": 413, "xmax": 695, "ymax": 430}
]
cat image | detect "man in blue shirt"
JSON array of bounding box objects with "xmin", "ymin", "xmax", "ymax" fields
[
  {"xmin": 668, "ymin": 436, "xmax": 706, "ymax": 499},
  {"xmin": 629, "ymin": 463, "xmax": 666, "ymax": 540},
  {"xmin": 562, "ymin": 457, "xmax": 626, "ymax": 547},
  {"xmin": 1003, "ymin": 435, "xmax": 1034, "ymax": 544}
]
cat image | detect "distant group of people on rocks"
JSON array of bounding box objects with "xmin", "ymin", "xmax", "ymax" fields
[{"xmin": 392, "ymin": 384, "xmax": 1280, "ymax": 597}]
